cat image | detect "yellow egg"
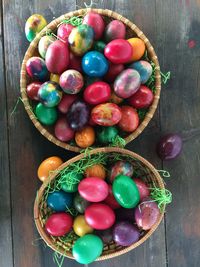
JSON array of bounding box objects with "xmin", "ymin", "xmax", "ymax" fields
[
  {"xmin": 85, "ymin": 164, "xmax": 106, "ymax": 180},
  {"xmin": 73, "ymin": 215, "xmax": 93, "ymax": 236},
  {"xmin": 50, "ymin": 73, "xmax": 60, "ymax": 83}
]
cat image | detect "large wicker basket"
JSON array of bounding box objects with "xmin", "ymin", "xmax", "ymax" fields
[
  {"xmin": 21, "ymin": 8, "xmax": 161, "ymax": 152},
  {"xmin": 34, "ymin": 147, "xmax": 165, "ymax": 261}
]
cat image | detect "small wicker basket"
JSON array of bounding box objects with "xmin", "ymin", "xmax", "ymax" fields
[
  {"xmin": 21, "ymin": 8, "xmax": 161, "ymax": 153},
  {"xmin": 34, "ymin": 147, "xmax": 165, "ymax": 261}
]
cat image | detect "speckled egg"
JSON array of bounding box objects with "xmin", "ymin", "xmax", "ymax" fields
[
  {"xmin": 59, "ymin": 70, "xmax": 84, "ymax": 94},
  {"xmin": 129, "ymin": 60, "xmax": 153, "ymax": 84},
  {"xmin": 114, "ymin": 69, "xmax": 141, "ymax": 99},
  {"xmin": 25, "ymin": 14, "xmax": 47, "ymax": 42},
  {"xmin": 38, "ymin": 35, "xmax": 56, "ymax": 58},
  {"xmin": 26, "ymin": 57, "xmax": 49, "ymax": 81},
  {"xmin": 108, "ymin": 160, "xmax": 134, "ymax": 183},
  {"xmin": 38, "ymin": 81, "xmax": 62, "ymax": 107}
]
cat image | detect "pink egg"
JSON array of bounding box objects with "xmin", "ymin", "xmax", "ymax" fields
[
  {"xmin": 83, "ymin": 12, "xmax": 105, "ymax": 40},
  {"xmin": 54, "ymin": 117, "xmax": 75, "ymax": 142},
  {"xmin": 133, "ymin": 178, "xmax": 150, "ymax": 201},
  {"xmin": 78, "ymin": 177, "xmax": 109, "ymax": 202},
  {"xmin": 84, "ymin": 81, "xmax": 111, "ymax": 105},
  {"xmin": 58, "ymin": 94, "xmax": 77, "ymax": 114},
  {"xmin": 57, "ymin": 23, "xmax": 74, "ymax": 42},
  {"xmin": 104, "ymin": 20, "xmax": 126, "ymax": 42}
]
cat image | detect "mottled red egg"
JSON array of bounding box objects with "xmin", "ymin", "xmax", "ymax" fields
[
  {"xmin": 26, "ymin": 82, "xmax": 42, "ymax": 101},
  {"xmin": 84, "ymin": 81, "xmax": 111, "ymax": 105},
  {"xmin": 104, "ymin": 20, "xmax": 126, "ymax": 42},
  {"xmin": 68, "ymin": 52, "xmax": 82, "ymax": 72},
  {"xmin": 104, "ymin": 63, "xmax": 124, "ymax": 83},
  {"xmin": 118, "ymin": 106, "xmax": 139, "ymax": 132},
  {"xmin": 58, "ymin": 94, "xmax": 77, "ymax": 114},
  {"xmin": 83, "ymin": 12, "xmax": 105, "ymax": 40},
  {"xmin": 128, "ymin": 85, "xmax": 154, "ymax": 109},
  {"xmin": 57, "ymin": 23, "xmax": 74, "ymax": 42},
  {"xmin": 133, "ymin": 178, "xmax": 150, "ymax": 201},
  {"xmin": 54, "ymin": 117, "xmax": 75, "ymax": 142}
]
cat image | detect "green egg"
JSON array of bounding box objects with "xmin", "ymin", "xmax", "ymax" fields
[
  {"xmin": 35, "ymin": 103, "xmax": 58, "ymax": 126},
  {"xmin": 61, "ymin": 172, "xmax": 83, "ymax": 193},
  {"xmin": 93, "ymin": 41, "xmax": 106, "ymax": 53},
  {"xmin": 97, "ymin": 126, "xmax": 118, "ymax": 145}
]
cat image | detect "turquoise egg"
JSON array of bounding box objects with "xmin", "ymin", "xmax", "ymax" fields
[
  {"xmin": 38, "ymin": 81, "xmax": 62, "ymax": 107},
  {"xmin": 82, "ymin": 51, "xmax": 109, "ymax": 77},
  {"xmin": 25, "ymin": 14, "xmax": 47, "ymax": 42},
  {"xmin": 47, "ymin": 190, "xmax": 73, "ymax": 212},
  {"xmin": 35, "ymin": 103, "xmax": 58, "ymax": 125},
  {"xmin": 108, "ymin": 160, "xmax": 134, "ymax": 183},
  {"xmin": 129, "ymin": 60, "xmax": 153, "ymax": 84},
  {"xmin": 38, "ymin": 35, "xmax": 56, "ymax": 58}
]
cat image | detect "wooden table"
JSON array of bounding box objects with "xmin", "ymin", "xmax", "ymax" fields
[{"xmin": 1, "ymin": 0, "xmax": 199, "ymax": 266}]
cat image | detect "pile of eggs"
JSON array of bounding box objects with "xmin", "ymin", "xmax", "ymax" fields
[
  {"xmin": 25, "ymin": 12, "xmax": 155, "ymax": 148},
  {"xmin": 38, "ymin": 156, "xmax": 161, "ymax": 264}
]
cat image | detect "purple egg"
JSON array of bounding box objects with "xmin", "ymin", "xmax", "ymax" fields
[
  {"xmin": 129, "ymin": 60, "xmax": 153, "ymax": 84},
  {"xmin": 26, "ymin": 56, "xmax": 49, "ymax": 81},
  {"xmin": 113, "ymin": 221, "xmax": 140, "ymax": 246},
  {"xmin": 157, "ymin": 134, "xmax": 182, "ymax": 160}
]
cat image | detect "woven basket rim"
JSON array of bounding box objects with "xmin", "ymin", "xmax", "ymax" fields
[
  {"xmin": 20, "ymin": 8, "xmax": 161, "ymax": 153},
  {"xmin": 34, "ymin": 147, "xmax": 165, "ymax": 261}
]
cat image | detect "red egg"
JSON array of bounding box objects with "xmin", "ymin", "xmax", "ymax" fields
[
  {"xmin": 104, "ymin": 39, "xmax": 132, "ymax": 64},
  {"xmin": 85, "ymin": 203, "xmax": 116, "ymax": 230},
  {"xmin": 68, "ymin": 52, "xmax": 82, "ymax": 72},
  {"xmin": 104, "ymin": 63, "xmax": 124, "ymax": 83},
  {"xmin": 78, "ymin": 177, "xmax": 109, "ymax": 202},
  {"xmin": 58, "ymin": 94, "xmax": 77, "ymax": 114},
  {"xmin": 45, "ymin": 40, "xmax": 69, "ymax": 74},
  {"xmin": 84, "ymin": 81, "xmax": 111, "ymax": 105},
  {"xmin": 57, "ymin": 23, "xmax": 74, "ymax": 42},
  {"xmin": 118, "ymin": 106, "xmax": 139, "ymax": 132},
  {"xmin": 54, "ymin": 117, "xmax": 75, "ymax": 142},
  {"xmin": 83, "ymin": 12, "xmax": 105, "ymax": 40},
  {"xmin": 104, "ymin": 185, "xmax": 121, "ymax": 209},
  {"xmin": 104, "ymin": 20, "xmax": 126, "ymax": 43},
  {"xmin": 26, "ymin": 82, "xmax": 42, "ymax": 101},
  {"xmin": 128, "ymin": 85, "xmax": 154, "ymax": 109},
  {"xmin": 45, "ymin": 212, "xmax": 73, "ymax": 236},
  {"xmin": 133, "ymin": 178, "xmax": 150, "ymax": 201}
]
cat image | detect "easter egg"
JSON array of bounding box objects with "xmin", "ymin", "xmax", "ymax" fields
[
  {"xmin": 35, "ymin": 103, "xmax": 58, "ymax": 126},
  {"xmin": 50, "ymin": 73, "xmax": 60, "ymax": 83},
  {"xmin": 67, "ymin": 100, "xmax": 90, "ymax": 130},
  {"xmin": 25, "ymin": 14, "xmax": 47, "ymax": 42},
  {"xmin": 114, "ymin": 69, "xmax": 141, "ymax": 99},
  {"xmin": 68, "ymin": 24, "xmax": 94, "ymax": 56},
  {"xmin": 104, "ymin": 63, "xmax": 124, "ymax": 83},
  {"xmin": 85, "ymin": 164, "xmax": 106, "ymax": 180},
  {"xmin": 38, "ymin": 81, "xmax": 62, "ymax": 107},
  {"xmin": 133, "ymin": 178, "xmax": 150, "ymax": 201},
  {"xmin": 113, "ymin": 175, "xmax": 140, "ymax": 208},
  {"xmin": 83, "ymin": 12, "xmax": 105, "ymax": 40},
  {"xmin": 61, "ymin": 172, "xmax": 83, "ymax": 193},
  {"xmin": 45, "ymin": 40, "xmax": 69, "ymax": 74},
  {"xmin": 75, "ymin": 126, "xmax": 95, "ymax": 148},
  {"xmin": 104, "ymin": 184, "xmax": 121, "ymax": 209},
  {"xmin": 128, "ymin": 85, "xmax": 154, "ymax": 109},
  {"xmin": 26, "ymin": 82, "xmax": 42, "ymax": 101},
  {"xmin": 47, "ymin": 190, "xmax": 73, "ymax": 212},
  {"xmin": 68, "ymin": 52, "xmax": 82, "ymax": 72},
  {"xmin": 104, "ymin": 39, "xmax": 132, "ymax": 64},
  {"xmin": 93, "ymin": 41, "xmax": 106, "ymax": 53},
  {"xmin": 73, "ymin": 215, "xmax": 94, "ymax": 237},
  {"xmin": 91, "ymin": 103, "xmax": 122, "ymax": 126},
  {"xmin": 110, "ymin": 91, "xmax": 123, "ymax": 104},
  {"xmin": 109, "ymin": 161, "xmax": 134, "ymax": 183},
  {"xmin": 118, "ymin": 106, "xmax": 139, "ymax": 132},
  {"xmin": 78, "ymin": 177, "xmax": 109, "ymax": 202},
  {"xmin": 95, "ymin": 228, "xmax": 113, "ymax": 244},
  {"xmin": 84, "ymin": 81, "xmax": 111, "ymax": 105},
  {"xmin": 82, "ymin": 51, "xmax": 109, "ymax": 77},
  {"xmin": 85, "ymin": 203, "xmax": 116, "ymax": 230},
  {"xmin": 115, "ymin": 208, "xmax": 135, "ymax": 222},
  {"xmin": 57, "ymin": 23, "xmax": 74, "ymax": 42},
  {"xmin": 26, "ymin": 57, "xmax": 49, "ymax": 81},
  {"xmin": 113, "ymin": 221, "xmax": 140, "ymax": 246},
  {"xmin": 72, "ymin": 234, "xmax": 103, "ymax": 264},
  {"xmin": 45, "ymin": 212, "xmax": 73, "ymax": 237},
  {"xmin": 96, "ymin": 126, "xmax": 118, "ymax": 145},
  {"xmin": 38, "ymin": 35, "xmax": 56, "ymax": 59},
  {"xmin": 104, "ymin": 20, "xmax": 126, "ymax": 43},
  {"xmin": 127, "ymin": 38, "xmax": 146, "ymax": 62},
  {"xmin": 129, "ymin": 60, "xmax": 153, "ymax": 84},
  {"xmin": 58, "ymin": 94, "xmax": 77, "ymax": 114},
  {"xmin": 54, "ymin": 117, "xmax": 75, "ymax": 142},
  {"xmin": 59, "ymin": 70, "xmax": 84, "ymax": 94},
  {"xmin": 73, "ymin": 193, "xmax": 90, "ymax": 214},
  {"xmin": 37, "ymin": 156, "xmax": 63, "ymax": 182}
]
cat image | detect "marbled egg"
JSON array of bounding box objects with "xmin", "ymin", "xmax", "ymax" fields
[
  {"xmin": 38, "ymin": 81, "xmax": 62, "ymax": 107},
  {"xmin": 57, "ymin": 23, "xmax": 75, "ymax": 42},
  {"xmin": 25, "ymin": 14, "xmax": 47, "ymax": 42},
  {"xmin": 83, "ymin": 12, "xmax": 105, "ymax": 40},
  {"xmin": 38, "ymin": 35, "xmax": 56, "ymax": 58},
  {"xmin": 82, "ymin": 51, "xmax": 109, "ymax": 77},
  {"xmin": 104, "ymin": 20, "xmax": 126, "ymax": 43},
  {"xmin": 108, "ymin": 160, "xmax": 134, "ymax": 183},
  {"xmin": 114, "ymin": 69, "xmax": 141, "ymax": 99},
  {"xmin": 129, "ymin": 60, "xmax": 153, "ymax": 84},
  {"xmin": 26, "ymin": 57, "xmax": 49, "ymax": 81},
  {"xmin": 68, "ymin": 24, "xmax": 94, "ymax": 56},
  {"xmin": 91, "ymin": 103, "xmax": 122, "ymax": 126},
  {"xmin": 26, "ymin": 82, "xmax": 42, "ymax": 101},
  {"xmin": 47, "ymin": 190, "xmax": 73, "ymax": 212},
  {"xmin": 59, "ymin": 70, "xmax": 84, "ymax": 94}
]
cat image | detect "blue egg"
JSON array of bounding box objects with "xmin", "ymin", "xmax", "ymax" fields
[
  {"xmin": 82, "ymin": 51, "xmax": 109, "ymax": 77},
  {"xmin": 129, "ymin": 60, "xmax": 153, "ymax": 84},
  {"xmin": 47, "ymin": 190, "xmax": 73, "ymax": 212}
]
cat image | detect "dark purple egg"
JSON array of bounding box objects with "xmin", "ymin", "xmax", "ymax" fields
[
  {"xmin": 95, "ymin": 228, "xmax": 113, "ymax": 244},
  {"xmin": 115, "ymin": 208, "xmax": 135, "ymax": 222},
  {"xmin": 113, "ymin": 221, "xmax": 140, "ymax": 246},
  {"xmin": 157, "ymin": 134, "xmax": 182, "ymax": 160},
  {"xmin": 66, "ymin": 100, "xmax": 90, "ymax": 130}
]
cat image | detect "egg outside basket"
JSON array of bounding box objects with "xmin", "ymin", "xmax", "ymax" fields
[
  {"xmin": 34, "ymin": 147, "xmax": 165, "ymax": 261},
  {"xmin": 20, "ymin": 8, "xmax": 161, "ymax": 153}
]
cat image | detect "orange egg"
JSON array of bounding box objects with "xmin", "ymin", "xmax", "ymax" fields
[
  {"xmin": 85, "ymin": 164, "xmax": 106, "ymax": 180},
  {"xmin": 75, "ymin": 126, "xmax": 95, "ymax": 148},
  {"xmin": 37, "ymin": 156, "xmax": 63, "ymax": 182},
  {"xmin": 50, "ymin": 73, "xmax": 60, "ymax": 83},
  {"xmin": 127, "ymin": 38, "xmax": 146, "ymax": 62},
  {"xmin": 110, "ymin": 91, "xmax": 123, "ymax": 104}
]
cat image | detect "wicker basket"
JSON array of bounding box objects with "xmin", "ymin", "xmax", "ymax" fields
[
  {"xmin": 34, "ymin": 147, "xmax": 165, "ymax": 261},
  {"xmin": 21, "ymin": 8, "xmax": 161, "ymax": 153}
]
